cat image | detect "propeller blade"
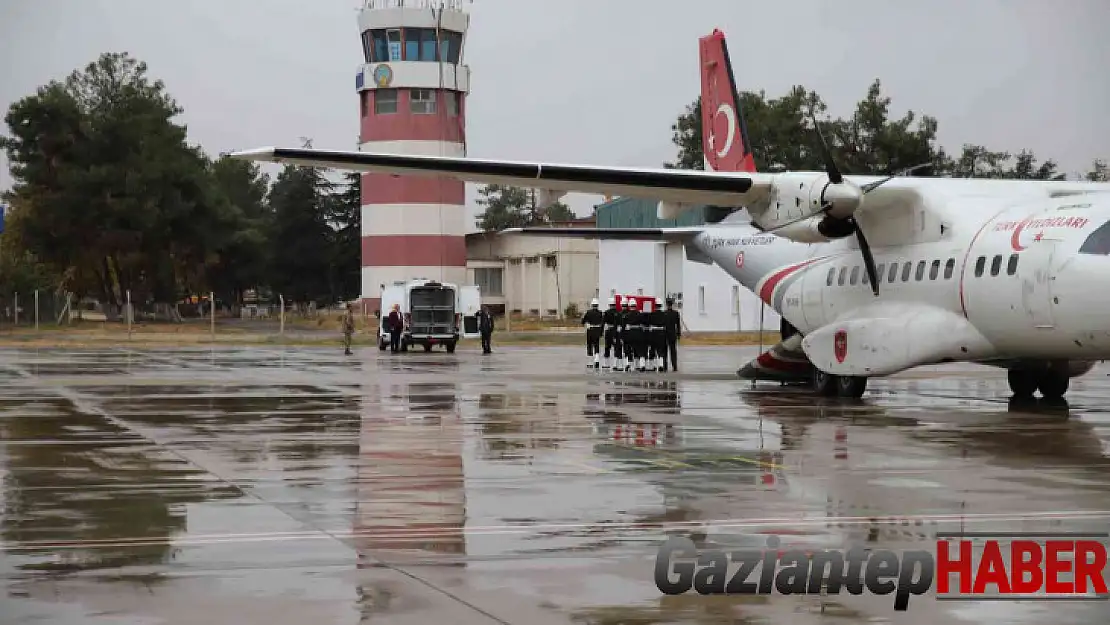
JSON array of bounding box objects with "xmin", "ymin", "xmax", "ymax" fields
[
  {"xmin": 808, "ymin": 112, "xmax": 842, "ymax": 184},
  {"xmin": 860, "ymin": 161, "xmax": 935, "ymax": 194},
  {"xmin": 852, "ymin": 218, "xmax": 880, "ymax": 297}
]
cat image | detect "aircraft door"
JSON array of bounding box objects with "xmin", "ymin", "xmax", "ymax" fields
[
  {"xmin": 1019, "ymin": 240, "xmax": 1056, "ymax": 329},
  {"xmin": 800, "ymin": 264, "xmax": 828, "ymax": 330}
]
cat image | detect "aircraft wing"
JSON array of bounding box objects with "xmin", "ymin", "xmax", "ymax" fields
[
  {"xmin": 230, "ymin": 147, "xmax": 775, "ymax": 209},
  {"xmin": 501, "ymin": 227, "xmax": 704, "ymax": 241}
]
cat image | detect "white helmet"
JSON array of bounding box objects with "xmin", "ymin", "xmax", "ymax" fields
[
  {"xmin": 608, "ymin": 296, "xmax": 617, "ymax": 306},
  {"xmin": 590, "ymin": 298, "xmax": 599, "ymax": 307}
]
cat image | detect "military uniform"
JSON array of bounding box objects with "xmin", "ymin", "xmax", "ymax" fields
[
  {"xmin": 620, "ymin": 301, "xmax": 634, "ymax": 371},
  {"xmin": 341, "ymin": 305, "xmax": 356, "ymax": 355},
  {"xmin": 648, "ymin": 299, "xmax": 666, "ymax": 371},
  {"xmin": 602, "ymin": 298, "xmax": 622, "ymax": 369},
  {"xmin": 581, "ymin": 298, "xmax": 604, "ymax": 368},
  {"xmin": 623, "ymin": 301, "xmax": 647, "ymax": 372},
  {"xmin": 663, "ymin": 297, "xmax": 682, "ymax": 372}
]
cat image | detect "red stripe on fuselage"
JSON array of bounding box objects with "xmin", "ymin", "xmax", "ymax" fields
[
  {"xmin": 758, "ymin": 258, "xmax": 824, "ymax": 306},
  {"xmin": 756, "ymin": 351, "xmax": 811, "ymax": 373}
]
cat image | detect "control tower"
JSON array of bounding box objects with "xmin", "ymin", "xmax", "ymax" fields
[{"xmin": 356, "ymin": 0, "xmax": 471, "ymax": 312}]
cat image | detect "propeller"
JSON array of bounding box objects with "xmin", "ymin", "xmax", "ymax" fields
[{"xmin": 806, "ymin": 113, "xmax": 933, "ymax": 296}]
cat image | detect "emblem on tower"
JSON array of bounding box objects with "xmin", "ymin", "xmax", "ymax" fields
[{"xmin": 373, "ymin": 64, "xmax": 394, "ymax": 88}]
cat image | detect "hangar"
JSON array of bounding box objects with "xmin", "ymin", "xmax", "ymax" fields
[{"xmin": 595, "ymin": 197, "xmax": 780, "ymax": 333}]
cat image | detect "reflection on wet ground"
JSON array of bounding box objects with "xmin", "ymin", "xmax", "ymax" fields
[{"xmin": 1, "ymin": 346, "xmax": 1109, "ymax": 624}]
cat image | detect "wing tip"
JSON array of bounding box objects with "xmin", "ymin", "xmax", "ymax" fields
[{"xmin": 228, "ymin": 147, "xmax": 278, "ymax": 161}]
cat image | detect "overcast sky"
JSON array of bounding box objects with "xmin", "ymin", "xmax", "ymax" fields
[{"xmin": 2, "ymin": 0, "xmax": 1108, "ymax": 225}]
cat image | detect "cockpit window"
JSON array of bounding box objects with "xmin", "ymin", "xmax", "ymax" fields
[{"xmin": 1079, "ymin": 220, "xmax": 1110, "ymax": 255}]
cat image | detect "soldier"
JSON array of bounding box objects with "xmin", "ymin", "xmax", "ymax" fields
[
  {"xmin": 663, "ymin": 297, "xmax": 682, "ymax": 372},
  {"xmin": 341, "ymin": 303, "xmax": 356, "ymax": 356},
  {"xmin": 623, "ymin": 300, "xmax": 647, "ymax": 372},
  {"xmin": 602, "ymin": 297, "xmax": 622, "ymax": 369},
  {"xmin": 648, "ymin": 298, "xmax": 667, "ymax": 371},
  {"xmin": 581, "ymin": 298, "xmax": 604, "ymax": 368},
  {"xmin": 477, "ymin": 306, "xmax": 494, "ymax": 354},
  {"xmin": 621, "ymin": 301, "xmax": 639, "ymax": 375}
]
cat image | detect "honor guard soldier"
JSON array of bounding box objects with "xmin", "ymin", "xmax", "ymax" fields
[
  {"xmin": 663, "ymin": 297, "xmax": 682, "ymax": 372},
  {"xmin": 620, "ymin": 299, "xmax": 634, "ymax": 371},
  {"xmin": 581, "ymin": 298, "xmax": 604, "ymax": 368},
  {"xmin": 624, "ymin": 300, "xmax": 647, "ymax": 372},
  {"xmin": 648, "ymin": 298, "xmax": 667, "ymax": 371},
  {"xmin": 602, "ymin": 297, "xmax": 622, "ymax": 369}
]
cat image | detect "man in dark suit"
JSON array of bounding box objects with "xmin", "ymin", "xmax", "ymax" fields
[
  {"xmin": 663, "ymin": 297, "xmax": 682, "ymax": 371},
  {"xmin": 477, "ymin": 306, "xmax": 494, "ymax": 353},
  {"xmin": 386, "ymin": 304, "xmax": 404, "ymax": 353}
]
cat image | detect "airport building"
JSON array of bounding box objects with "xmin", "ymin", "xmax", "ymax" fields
[
  {"xmin": 595, "ymin": 197, "xmax": 780, "ymax": 332},
  {"xmin": 466, "ymin": 217, "xmax": 600, "ymax": 317}
]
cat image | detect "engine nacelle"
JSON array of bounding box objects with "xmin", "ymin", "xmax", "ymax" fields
[
  {"xmin": 754, "ymin": 172, "xmax": 863, "ymax": 229},
  {"xmin": 658, "ymin": 200, "xmax": 697, "ymax": 221},
  {"xmin": 770, "ymin": 214, "xmax": 857, "ymax": 243}
]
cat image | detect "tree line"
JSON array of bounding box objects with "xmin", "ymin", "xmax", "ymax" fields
[
  {"xmin": 666, "ymin": 79, "xmax": 1108, "ymax": 182},
  {"xmin": 4, "ymin": 54, "xmax": 1106, "ymax": 316},
  {"xmin": 0, "ymin": 53, "xmax": 360, "ymax": 319}
]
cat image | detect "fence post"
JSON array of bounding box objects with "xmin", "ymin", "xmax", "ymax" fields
[
  {"xmin": 34, "ymin": 290, "xmax": 39, "ymax": 331},
  {"xmin": 209, "ymin": 292, "xmax": 215, "ymax": 339},
  {"xmin": 126, "ymin": 290, "xmax": 132, "ymax": 339},
  {"xmin": 279, "ymin": 295, "xmax": 285, "ymax": 335}
]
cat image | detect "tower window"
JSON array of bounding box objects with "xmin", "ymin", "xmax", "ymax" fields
[
  {"xmin": 370, "ymin": 30, "xmax": 389, "ymax": 63},
  {"xmin": 410, "ymin": 89, "xmax": 436, "ymax": 114},
  {"xmin": 445, "ymin": 91, "xmax": 459, "ymax": 117},
  {"xmin": 403, "ymin": 28, "xmax": 421, "ymax": 61},
  {"xmin": 439, "ymin": 30, "xmax": 463, "ymax": 64},
  {"xmin": 420, "ymin": 29, "xmax": 438, "ymax": 61},
  {"xmin": 386, "ymin": 29, "xmax": 402, "ymax": 61},
  {"xmin": 374, "ymin": 89, "xmax": 398, "ymax": 114}
]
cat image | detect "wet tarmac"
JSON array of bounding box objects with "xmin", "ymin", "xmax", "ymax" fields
[{"xmin": 1, "ymin": 345, "xmax": 1109, "ymax": 624}]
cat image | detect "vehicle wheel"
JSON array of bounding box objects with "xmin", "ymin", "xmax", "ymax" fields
[
  {"xmin": 813, "ymin": 369, "xmax": 838, "ymax": 397},
  {"xmin": 836, "ymin": 376, "xmax": 867, "ymax": 399},
  {"xmin": 446, "ymin": 342, "xmax": 456, "ymax": 353},
  {"xmin": 423, "ymin": 343, "xmax": 432, "ymax": 352},
  {"xmin": 1036, "ymin": 370, "xmax": 1069, "ymax": 399},
  {"xmin": 1007, "ymin": 369, "xmax": 1037, "ymax": 398}
]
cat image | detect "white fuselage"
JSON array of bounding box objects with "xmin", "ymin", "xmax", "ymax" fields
[{"xmin": 691, "ymin": 193, "xmax": 1110, "ymax": 365}]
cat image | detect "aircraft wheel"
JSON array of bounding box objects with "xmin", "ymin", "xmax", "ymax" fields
[
  {"xmin": 446, "ymin": 341, "xmax": 456, "ymax": 354},
  {"xmin": 1007, "ymin": 369, "xmax": 1037, "ymax": 398},
  {"xmin": 423, "ymin": 343, "xmax": 432, "ymax": 352},
  {"xmin": 836, "ymin": 376, "xmax": 867, "ymax": 399},
  {"xmin": 1036, "ymin": 370, "xmax": 1069, "ymax": 399},
  {"xmin": 813, "ymin": 369, "xmax": 838, "ymax": 397}
]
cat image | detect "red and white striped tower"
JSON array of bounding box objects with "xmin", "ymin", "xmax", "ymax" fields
[{"xmin": 356, "ymin": 0, "xmax": 470, "ymax": 312}]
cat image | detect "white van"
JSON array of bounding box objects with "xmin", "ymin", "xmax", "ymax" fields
[{"xmin": 378, "ymin": 279, "xmax": 481, "ymax": 352}]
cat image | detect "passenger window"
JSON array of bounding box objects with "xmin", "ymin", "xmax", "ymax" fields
[
  {"xmin": 929, "ymin": 259, "xmax": 940, "ymax": 280},
  {"xmin": 915, "ymin": 261, "xmax": 926, "ymax": 281},
  {"xmin": 876, "ymin": 263, "xmax": 885, "ymax": 283},
  {"xmin": 1007, "ymin": 254, "xmax": 1018, "ymax": 275},
  {"xmin": 862, "ymin": 268, "xmax": 869, "ymax": 285},
  {"xmin": 974, "ymin": 256, "xmax": 986, "ymax": 277},
  {"xmin": 826, "ymin": 267, "xmax": 835, "ymax": 286},
  {"xmin": 901, "ymin": 261, "xmax": 911, "ymax": 282},
  {"xmin": 850, "ymin": 266, "xmax": 859, "ymax": 285},
  {"xmin": 944, "ymin": 258, "xmax": 955, "ymax": 279},
  {"xmin": 990, "ymin": 255, "xmax": 1002, "ymax": 276},
  {"xmin": 838, "ymin": 267, "xmax": 847, "ymax": 286},
  {"xmin": 887, "ymin": 263, "xmax": 898, "ymax": 283}
]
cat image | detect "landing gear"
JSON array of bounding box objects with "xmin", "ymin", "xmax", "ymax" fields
[
  {"xmin": 812, "ymin": 368, "xmax": 868, "ymax": 398},
  {"xmin": 1007, "ymin": 367, "xmax": 1070, "ymax": 399}
]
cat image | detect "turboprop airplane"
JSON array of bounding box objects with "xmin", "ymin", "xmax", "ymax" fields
[{"xmin": 231, "ymin": 29, "xmax": 1110, "ymax": 400}]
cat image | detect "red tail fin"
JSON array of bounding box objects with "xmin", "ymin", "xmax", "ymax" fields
[{"xmin": 699, "ymin": 29, "xmax": 756, "ymax": 173}]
